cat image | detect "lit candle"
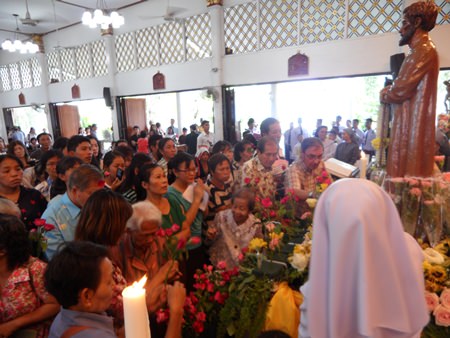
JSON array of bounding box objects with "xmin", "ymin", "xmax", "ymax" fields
[
  {"xmin": 360, "ymin": 151, "xmax": 367, "ymax": 179},
  {"xmin": 122, "ymin": 275, "xmax": 151, "ymax": 338}
]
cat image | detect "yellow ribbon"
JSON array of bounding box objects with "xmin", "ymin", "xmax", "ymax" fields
[{"xmin": 264, "ymin": 282, "xmax": 303, "ymax": 338}]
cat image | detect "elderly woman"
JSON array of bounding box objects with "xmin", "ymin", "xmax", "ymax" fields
[
  {"xmin": 334, "ymin": 128, "xmax": 360, "ymax": 165},
  {"xmin": 111, "ymin": 200, "xmax": 172, "ymax": 283},
  {"xmin": 0, "ymin": 214, "xmax": 59, "ymax": 338},
  {"xmin": 299, "ymin": 179, "xmax": 428, "ymax": 338}
]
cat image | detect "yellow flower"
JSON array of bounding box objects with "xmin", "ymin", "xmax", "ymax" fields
[
  {"xmin": 371, "ymin": 137, "xmax": 381, "ymax": 150},
  {"xmin": 249, "ymin": 238, "xmax": 267, "ymax": 252},
  {"xmin": 269, "ymin": 232, "xmax": 284, "ymax": 240},
  {"xmin": 430, "ymin": 265, "xmax": 447, "ymax": 283},
  {"xmin": 306, "ymin": 198, "xmax": 317, "ymax": 209}
]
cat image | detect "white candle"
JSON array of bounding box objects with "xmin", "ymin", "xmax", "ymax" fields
[
  {"xmin": 360, "ymin": 151, "xmax": 367, "ymax": 180},
  {"xmin": 122, "ymin": 275, "xmax": 151, "ymax": 338}
]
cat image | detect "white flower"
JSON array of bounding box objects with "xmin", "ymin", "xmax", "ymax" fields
[
  {"xmin": 424, "ymin": 248, "xmax": 445, "ymax": 265},
  {"xmin": 290, "ymin": 252, "xmax": 309, "ymax": 272}
]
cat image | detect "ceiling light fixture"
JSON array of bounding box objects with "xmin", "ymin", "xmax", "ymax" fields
[
  {"xmin": 81, "ymin": 0, "xmax": 125, "ymax": 29},
  {"xmin": 1, "ymin": 14, "xmax": 39, "ymax": 54}
]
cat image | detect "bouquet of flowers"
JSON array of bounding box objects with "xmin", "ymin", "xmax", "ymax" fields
[
  {"xmin": 29, "ymin": 218, "xmax": 55, "ymax": 259},
  {"xmin": 422, "ymin": 239, "xmax": 450, "ymax": 337}
]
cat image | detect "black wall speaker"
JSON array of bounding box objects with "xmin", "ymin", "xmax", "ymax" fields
[
  {"xmin": 103, "ymin": 87, "xmax": 113, "ymax": 108},
  {"xmin": 390, "ymin": 53, "xmax": 405, "ymax": 80}
]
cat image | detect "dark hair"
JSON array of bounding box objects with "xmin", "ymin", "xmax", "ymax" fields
[
  {"xmin": 256, "ymin": 136, "xmax": 278, "ymax": 153},
  {"xmin": 136, "ymin": 163, "xmax": 160, "ymax": 201},
  {"xmin": 114, "ymin": 139, "xmax": 129, "ymax": 148},
  {"xmin": 170, "ymin": 151, "xmax": 195, "ymax": 172},
  {"xmin": 201, "ymin": 120, "xmax": 209, "ymax": 126},
  {"xmin": 68, "ymin": 164, "xmax": 103, "ymax": 190},
  {"xmin": 301, "ymin": 137, "xmax": 324, "ymax": 153},
  {"xmin": 0, "ymin": 154, "xmax": 24, "ymax": 169},
  {"xmin": 86, "ymin": 135, "xmax": 102, "ymax": 162},
  {"xmin": 260, "ymin": 117, "xmax": 279, "ymax": 136},
  {"xmin": 232, "ymin": 188, "xmax": 256, "ymax": 212},
  {"xmin": 182, "ymin": 127, "xmax": 187, "ymax": 132},
  {"xmin": 76, "ymin": 189, "xmax": 132, "ymax": 246},
  {"xmin": 190, "ymin": 124, "xmax": 197, "ymax": 131},
  {"xmin": 37, "ymin": 132, "xmax": 52, "ymax": 142},
  {"xmin": 208, "ymin": 153, "xmax": 230, "ymax": 173},
  {"xmin": 118, "ymin": 153, "xmax": 152, "ymax": 197},
  {"xmin": 139, "ymin": 130, "xmax": 148, "ymax": 138},
  {"xmin": 45, "ymin": 241, "xmax": 109, "ymax": 308},
  {"xmin": 149, "ymin": 134, "xmax": 163, "ymax": 148},
  {"xmin": 67, "ymin": 135, "xmax": 90, "ymax": 153},
  {"xmin": 211, "ymin": 140, "xmax": 232, "ymax": 156},
  {"xmin": 158, "ymin": 137, "xmax": 175, "ymax": 158},
  {"xmin": 115, "ymin": 145, "xmax": 133, "ymax": 161},
  {"xmin": 53, "ymin": 137, "xmax": 69, "ymax": 152},
  {"xmin": 103, "ymin": 151, "xmax": 124, "ymax": 170},
  {"xmin": 0, "ymin": 214, "xmax": 30, "ymax": 270},
  {"xmin": 314, "ymin": 126, "xmax": 328, "ymax": 138},
  {"xmin": 234, "ymin": 140, "xmax": 254, "ymax": 162},
  {"xmin": 7, "ymin": 141, "xmax": 29, "ymax": 161},
  {"xmin": 37, "ymin": 150, "xmax": 63, "ymax": 177},
  {"xmin": 50, "ymin": 156, "xmax": 84, "ymax": 199}
]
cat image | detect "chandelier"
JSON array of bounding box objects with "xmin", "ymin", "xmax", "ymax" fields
[
  {"xmin": 1, "ymin": 14, "xmax": 39, "ymax": 54},
  {"xmin": 81, "ymin": 0, "xmax": 125, "ymax": 29}
]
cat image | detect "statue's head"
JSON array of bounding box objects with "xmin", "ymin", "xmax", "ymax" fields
[{"xmin": 399, "ymin": 1, "xmax": 438, "ymax": 46}]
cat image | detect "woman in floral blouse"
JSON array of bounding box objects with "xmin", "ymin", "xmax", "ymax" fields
[{"xmin": 0, "ymin": 214, "xmax": 59, "ymax": 338}]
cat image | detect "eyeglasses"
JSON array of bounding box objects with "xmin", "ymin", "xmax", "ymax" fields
[
  {"xmin": 304, "ymin": 153, "xmax": 323, "ymax": 160},
  {"xmin": 177, "ymin": 168, "xmax": 196, "ymax": 173}
]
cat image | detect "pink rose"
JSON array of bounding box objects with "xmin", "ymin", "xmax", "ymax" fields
[
  {"xmin": 176, "ymin": 238, "xmax": 186, "ymax": 250},
  {"xmin": 238, "ymin": 253, "xmax": 244, "ymax": 261},
  {"xmin": 425, "ymin": 291, "xmax": 440, "ymax": 312},
  {"xmin": 156, "ymin": 308, "xmax": 169, "ymax": 323},
  {"xmin": 171, "ymin": 224, "xmax": 180, "ymax": 232},
  {"xmin": 156, "ymin": 228, "xmax": 166, "ymax": 237},
  {"xmin": 261, "ymin": 197, "xmax": 273, "ymax": 208},
  {"xmin": 189, "ymin": 236, "xmax": 201, "ymax": 245},
  {"xmin": 440, "ymin": 288, "xmax": 450, "ymax": 308},
  {"xmin": 165, "ymin": 228, "xmax": 173, "ymax": 236},
  {"xmin": 265, "ymin": 222, "xmax": 275, "ymax": 232},
  {"xmin": 196, "ymin": 311, "xmax": 206, "ymax": 322},
  {"xmin": 217, "ymin": 261, "xmax": 227, "ymax": 270},
  {"xmin": 433, "ymin": 305, "xmax": 450, "ymax": 327},
  {"xmin": 254, "ymin": 177, "xmax": 261, "ymax": 184}
]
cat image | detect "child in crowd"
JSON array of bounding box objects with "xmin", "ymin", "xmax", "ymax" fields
[
  {"xmin": 45, "ymin": 241, "xmax": 186, "ymax": 338},
  {"xmin": 207, "ymin": 188, "xmax": 262, "ymax": 268},
  {"xmin": 137, "ymin": 130, "xmax": 149, "ymax": 154}
]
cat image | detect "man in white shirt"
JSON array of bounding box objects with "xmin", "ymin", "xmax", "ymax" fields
[
  {"xmin": 352, "ymin": 119, "xmax": 365, "ymax": 147},
  {"xmin": 197, "ymin": 120, "xmax": 215, "ymax": 152},
  {"xmin": 167, "ymin": 118, "xmax": 179, "ymax": 135}
]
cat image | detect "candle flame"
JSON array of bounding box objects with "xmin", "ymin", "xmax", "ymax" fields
[{"xmin": 134, "ymin": 275, "xmax": 147, "ymax": 289}]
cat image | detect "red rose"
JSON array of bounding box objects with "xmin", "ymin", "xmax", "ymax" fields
[
  {"xmin": 269, "ymin": 210, "xmax": 276, "ymax": 217},
  {"xmin": 196, "ymin": 311, "xmax": 206, "ymax": 322},
  {"xmin": 176, "ymin": 238, "xmax": 186, "ymax": 250},
  {"xmin": 214, "ymin": 291, "xmax": 227, "ymax": 304},
  {"xmin": 261, "ymin": 197, "xmax": 273, "ymax": 208},
  {"xmin": 34, "ymin": 219, "xmax": 46, "ymax": 227},
  {"xmin": 156, "ymin": 308, "xmax": 169, "ymax": 323},
  {"xmin": 165, "ymin": 228, "xmax": 173, "ymax": 236},
  {"xmin": 254, "ymin": 177, "xmax": 261, "ymax": 184},
  {"xmin": 155, "ymin": 228, "xmax": 166, "ymax": 237},
  {"xmin": 244, "ymin": 177, "xmax": 251, "ymax": 185},
  {"xmin": 193, "ymin": 320, "xmax": 204, "ymax": 333},
  {"xmin": 280, "ymin": 196, "xmax": 289, "ymax": 205},
  {"xmin": 43, "ymin": 223, "xmax": 55, "ymax": 231},
  {"xmin": 217, "ymin": 261, "xmax": 227, "ymax": 270},
  {"xmin": 189, "ymin": 236, "xmax": 201, "ymax": 246},
  {"xmin": 171, "ymin": 224, "xmax": 180, "ymax": 232}
]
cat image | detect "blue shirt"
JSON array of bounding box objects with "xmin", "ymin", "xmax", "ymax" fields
[
  {"xmin": 42, "ymin": 192, "xmax": 80, "ymax": 260},
  {"xmin": 49, "ymin": 308, "xmax": 116, "ymax": 338}
]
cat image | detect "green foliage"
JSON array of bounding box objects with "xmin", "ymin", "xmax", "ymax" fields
[{"xmin": 218, "ymin": 271, "xmax": 273, "ymax": 338}]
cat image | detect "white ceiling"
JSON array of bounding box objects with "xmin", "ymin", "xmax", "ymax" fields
[{"xmin": 0, "ymin": 0, "xmax": 159, "ymax": 44}]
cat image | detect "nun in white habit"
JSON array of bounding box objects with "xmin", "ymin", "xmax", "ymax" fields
[{"xmin": 299, "ymin": 179, "xmax": 428, "ymax": 338}]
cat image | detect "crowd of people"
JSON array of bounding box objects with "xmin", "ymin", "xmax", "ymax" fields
[{"xmin": 0, "ymin": 112, "xmax": 448, "ymax": 338}]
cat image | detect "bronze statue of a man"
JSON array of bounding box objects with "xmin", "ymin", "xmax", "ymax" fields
[{"xmin": 380, "ymin": 1, "xmax": 439, "ymax": 178}]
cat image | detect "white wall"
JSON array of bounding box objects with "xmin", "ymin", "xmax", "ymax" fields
[{"xmin": 1, "ymin": 0, "xmax": 450, "ymax": 140}]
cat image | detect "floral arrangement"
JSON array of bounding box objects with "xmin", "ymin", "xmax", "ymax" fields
[
  {"xmin": 384, "ymin": 176, "xmax": 450, "ymax": 246},
  {"xmin": 155, "ymin": 224, "xmax": 201, "ymax": 261},
  {"xmin": 371, "ymin": 137, "xmax": 390, "ymax": 150},
  {"xmin": 29, "ymin": 218, "xmax": 55, "ymax": 259},
  {"xmin": 288, "ymin": 227, "xmax": 312, "ymax": 275},
  {"xmin": 157, "ymin": 262, "xmax": 239, "ymax": 337},
  {"xmin": 315, "ymin": 169, "xmax": 332, "ymax": 197},
  {"xmin": 422, "ymin": 239, "xmax": 450, "ymax": 337}
]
